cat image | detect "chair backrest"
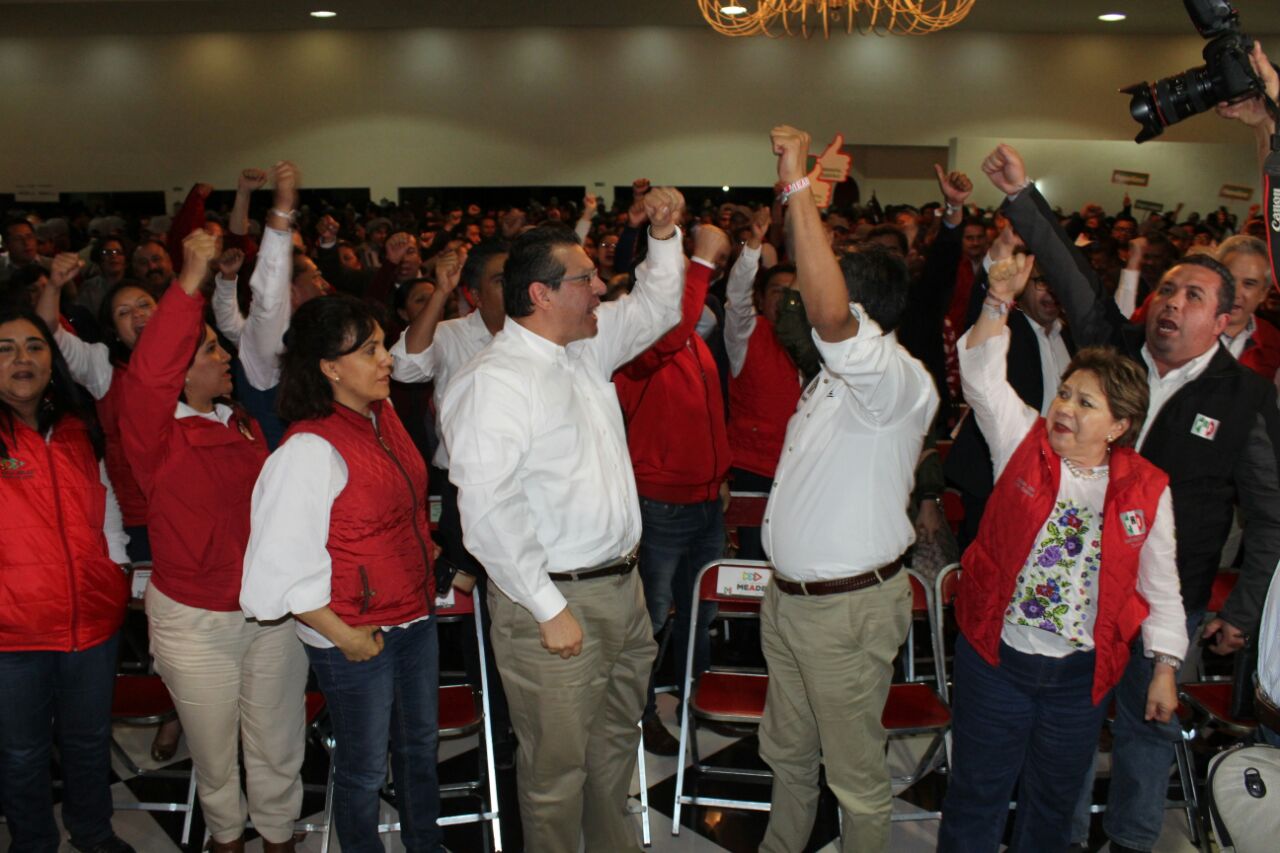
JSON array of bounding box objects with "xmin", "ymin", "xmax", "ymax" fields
[
  {"xmin": 932, "ymin": 563, "xmax": 962, "ymax": 702},
  {"xmin": 696, "ymin": 559, "xmax": 773, "ymax": 609},
  {"xmin": 435, "ymin": 585, "xmax": 475, "ymax": 618},
  {"xmin": 428, "ymin": 495, "xmax": 442, "ymax": 531},
  {"xmin": 723, "ymin": 492, "xmax": 769, "ymax": 529},
  {"xmin": 936, "ymin": 439, "xmax": 953, "ymax": 465},
  {"xmin": 907, "ymin": 569, "xmax": 930, "ymax": 616},
  {"xmin": 942, "ymin": 490, "xmax": 964, "ymax": 536}
]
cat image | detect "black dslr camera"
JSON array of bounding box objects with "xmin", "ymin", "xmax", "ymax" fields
[{"xmin": 1122, "ymin": 0, "xmax": 1266, "ymax": 143}]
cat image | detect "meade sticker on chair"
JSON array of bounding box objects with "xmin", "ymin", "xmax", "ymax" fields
[
  {"xmin": 716, "ymin": 565, "xmax": 771, "ymax": 598},
  {"xmin": 435, "ymin": 587, "xmax": 456, "ymax": 609}
]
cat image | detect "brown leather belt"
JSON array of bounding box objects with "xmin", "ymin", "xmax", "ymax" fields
[
  {"xmin": 1256, "ymin": 686, "xmax": 1280, "ymax": 733},
  {"xmin": 773, "ymin": 558, "xmax": 904, "ymax": 596},
  {"xmin": 548, "ymin": 551, "xmax": 639, "ymax": 583}
]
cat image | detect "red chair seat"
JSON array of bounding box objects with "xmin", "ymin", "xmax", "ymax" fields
[
  {"xmin": 304, "ymin": 691, "xmax": 326, "ymax": 725},
  {"xmin": 439, "ymin": 684, "xmax": 480, "ymax": 735},
  {"xmin": 1181, "ymin": 681, "xmax": 1255, "ymax": 732},
  {"xmin": 883, "ymin": 683, "xmax": 951, "ymax": 731},
  {"xmin": 111, "ymin": 675, "xmax": 176, "ymax": 722},
  {"xmin": 691, "ymin": 672, "xmax": 767, "ymax": 723}
]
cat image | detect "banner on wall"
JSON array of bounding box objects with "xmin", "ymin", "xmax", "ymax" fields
[
  {"xmin": 13, "ymin": 184, "xmax": 58, "ymax": 203},
  {"xmin": 1111, "ymin": 170, "xmax": 1150, "ymax": 187},
  {"xmin": 1219, "ymin": 184, "xmax": 1254, "ymax": 201}
]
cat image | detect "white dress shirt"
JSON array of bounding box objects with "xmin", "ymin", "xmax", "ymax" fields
[
  {"xmin": 1031, "ymin": 318, "xmax": 1072, "ymax": 415},
  {"xmin": 440, "ymin": 230, "xmax": 685, "ymax": 622},
  {"xmin": 762, "ymin": 306, "xmax": 939, "ymax": 581},
  {"xmin": 54, "ymin": 327, "xmax": 114, "ymax": 400},
  {"xmin": 960, "ymin": 328, "xmax": 1188, "ymax": 660},
  {"xmin": 1259, "ymin": 562, "xmax": 1280, "ymax": 706},
  {"xmin": 210, "ymin": 226, "xmax": 293, "ymax": 391},
  {"xmin": 390, "ymin": 309, "xmax": 496, "ymax": 469},
  {"xmin": 1137, "ymin": 344, "xmax": 1219, "ymax": 451},
  {"xmin": 1222, "ymin": 315, "xmax": 1257, "ymax": 360},
  {"xmin": 723, "ymin": 245, "xmax": 761, "ymax": 378}
]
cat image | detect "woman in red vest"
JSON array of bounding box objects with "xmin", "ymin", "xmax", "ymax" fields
[
  {"xmin": 120, "ymin": 222, "xmax": 308, "ymax": 853},
  {"xmin": 937, "ymin": 252, "xmax": 1186, "ymax": 853},
  {"xmin": 0, "ymin": 307, "xmax": 134, "ymax": 853},
  {"xmin": 240, "ymin": 294, "xmax": 441, "ymax": 853}
]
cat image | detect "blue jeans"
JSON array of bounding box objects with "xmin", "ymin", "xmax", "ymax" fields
[
  {"xmin": 1101, "ymin": 612, "xmax": 1203, "ymax": 850},
  {"xmin": 938, "ymin": 635, "xmax": 1110, "ymax": 853},
  {"xmin": 0, "ymin": 632, "xmax": 121, "ymax": 853},
  {"xmin": 637, "ymin": 497, "xmax": 724, "ymax": 716},
  {"xmin": 305, "ymin": 618, "xmax": 442, "ymax": 853}
]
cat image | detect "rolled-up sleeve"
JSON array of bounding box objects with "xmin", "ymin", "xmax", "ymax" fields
[
  {"xmin": 240, "ymin": 434, "xmax": 346, "ymax": 620},
  {"xmin": 390, "ymin": 334, "xmax": 438, "ymax": 383},
  {"xmin": 957, "ymin": 327, "xmax": 1038, "ymax": 477},
  {"xmin": 591, "ymin": 228, "xmax": 685, "ymax": 375},
  {"xmin": 1137, "ymin": 488, "xmax": 1188, "ymax": 659}
]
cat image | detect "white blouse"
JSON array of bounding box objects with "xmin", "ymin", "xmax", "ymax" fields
[{"xmin": 959, "ymin": 328, "xmax": 1188, "ymax": 661}]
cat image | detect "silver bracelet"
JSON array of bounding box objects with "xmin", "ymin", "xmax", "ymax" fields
[
  {"xmin": 268, "ymin": 207, "xmax": 297, "ymax": 223},
  {"xmin": 1153, "ymin": 652, "xmax": 1182, "ymax": 669}
]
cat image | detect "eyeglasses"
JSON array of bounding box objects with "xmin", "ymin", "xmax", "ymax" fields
[
  {"xmin": 554, "ymin": 269, "xmax": 598, "ymax": 287},
  {"xmin": 1029, "ymin": 275, "xmax": 1049, "ymax": 290},
  {"xmin": 101, "ymin": 248, "xmax": 124, "ymax": 257}
]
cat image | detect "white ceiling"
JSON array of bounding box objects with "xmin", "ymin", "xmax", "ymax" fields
[{"xmin": 1, "ymin": 0, "xmax": 1278, "ymax": 37}]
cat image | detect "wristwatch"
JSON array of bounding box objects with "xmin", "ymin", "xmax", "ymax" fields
[{"xmin": 1153, "ymin": 652, "xmax": 1182, "ymax": 670}]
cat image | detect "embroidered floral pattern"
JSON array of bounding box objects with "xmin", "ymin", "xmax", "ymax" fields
[{"xmin": 1005, "ymin": 501, "xmax": 1103, "ymax": 646}]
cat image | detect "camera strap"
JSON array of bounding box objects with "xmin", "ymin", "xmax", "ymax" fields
[{"xmin": 1266, "ymin": 95, "xmax": 1280, "ymax": 291}]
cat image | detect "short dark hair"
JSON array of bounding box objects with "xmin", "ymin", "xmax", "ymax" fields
[
  {"xmin": 503, "ymin": 224, "xmax": 581, "ymax": 319},
  {"xmin": 3, "ymin": 217, "xmax": 33, "ymax": 242},
  {"xmin": 0, "ymin": 307, "xmax": 103, "ymax": 460},
  {"xmin": 277, "ymin": 295, "xmax": 379, "ymax": 422},
  {"xmin": 753, "ymin": 262, "xmax": 797, "ymax": 309},
  {"xmin": 1166, "ymin": 253, "xmax": 1236, "ymax": 317},
  {"xmin": 461, "ymin": 239, "xmax": 511, "ymax": 294},
  {"xmin": 1061, "ymin": 347, "xmax": 1149, "ymax": 447},
  {"xmin": 840, "ymin": 243, "xmax": 910, "ymax": 333},
  {"xmin": 865, "ymin": 224, "xmax": 909, "ymax": 257}
]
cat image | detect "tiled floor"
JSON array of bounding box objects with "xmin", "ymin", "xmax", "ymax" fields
[{"xmin": 2, "ymin": 688, "xmax": 1207, "ymax": 852}]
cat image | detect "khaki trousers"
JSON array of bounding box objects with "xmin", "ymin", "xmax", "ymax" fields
[
  {"xmin": 145, "ymin": 585, "xmax": 309, "ymax": 843},
  {"xmin": 488, "ymin": 568, "xmax": 655, "ymax": 853},
  {"xmin": 757, "ymin": 571, "xmax": 913, "ymax": 853}
]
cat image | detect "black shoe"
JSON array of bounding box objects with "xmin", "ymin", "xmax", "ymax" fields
[
  {"xmin": 71, "ymin": 836, "xmax": 137, "ymax": 853},
  {"xmin": 641, "ymin": 712, "xmax": 680, "ymax": 756},
  {"xmin": 494, "ymin": 736, "xmax": 517, "ymax": 771}
]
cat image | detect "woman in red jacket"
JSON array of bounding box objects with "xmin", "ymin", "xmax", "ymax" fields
[
  {"xmin": 0, "ymin": 307, "xmax": 134, "ymax": 853},
  {"xmin": 241, "ymin": 294, "xmax": 442, "ymax": 853},
  {"xmin": 938, "ymin": 251, "xmax": 1185, "ymax": 853},
  {"xmin": 120, "ymin": 216, "xmax": 308, "ymax": 853}
]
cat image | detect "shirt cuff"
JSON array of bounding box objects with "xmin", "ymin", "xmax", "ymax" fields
[
  {"xmin": 389, "ymin": 335, "xmax": 435, "ymax": 381},
  {"xmin": 526, "ymin": 580, "xmax": 569, "ymax": 624},
  {"xmin": 690, "ymin": 257, "xmax": 716, "ymax": 269}
]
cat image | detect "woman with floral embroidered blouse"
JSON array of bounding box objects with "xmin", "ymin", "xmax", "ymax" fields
[{"xmin": 937, "ymin": 246, "xmax": 1186, "ymax": 853}]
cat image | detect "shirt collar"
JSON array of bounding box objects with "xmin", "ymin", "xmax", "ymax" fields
[
  {"xmin": 1221, "ymin": 314, "xmax": 1256, "ymax": 345},
  {"xmin": 468, "ymin": 308, "xmax": 498, "ymax": 340},
  {"xmin": 175, "ymin": 401, "xmax": 235, "ymax": 424},
  {"xmin": 503, "ymin": 315, "xmax": 569, "ymax": 367},
  {"xmin": 1141, "ymin": 341, "xmax": 1219, "ymax": 387}
]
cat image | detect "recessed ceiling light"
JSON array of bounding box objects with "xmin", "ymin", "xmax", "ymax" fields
[
  {"xmin": 1098, "ymin": 13, "xmax": 1127, "ymax": 23},
  {"xmin": 310, "ymin": 10, "xmax": 337, "ymax": 18},
  {"xmin": 722, "ymin": 185, "xmax": 731, "ymax": 192},
  {"xmin": 721, "ymin": 4, "xmax": 748, "ymax": 15}
]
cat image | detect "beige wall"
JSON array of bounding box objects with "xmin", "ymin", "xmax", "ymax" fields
[{"xmin": 3, "ymin": 26, "xmax": 1270, "ymax": 212}]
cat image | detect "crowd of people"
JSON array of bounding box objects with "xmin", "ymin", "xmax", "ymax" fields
[{"xmin": 3, "ymin": 40, "xmax": 1280, "ymax": 853}]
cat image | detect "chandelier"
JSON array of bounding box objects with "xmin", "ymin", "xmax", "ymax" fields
[{"xmin": 697, "ymin": 0, "xmax": 976, "ymax": 38}]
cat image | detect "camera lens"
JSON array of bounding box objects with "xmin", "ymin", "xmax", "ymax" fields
[{"xmin": 1122, "ymin": 65, "xmax": 1216, "ymax": 142}]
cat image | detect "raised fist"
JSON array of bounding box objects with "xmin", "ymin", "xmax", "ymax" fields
[
  {"xmin": 582, "ymin": 193, "xmax": 598, "ymax": 218},
  {"xmin": 643, "ymin": 187, "xmax": 685, "ymax": 240},
  {"xmin": 748, "ymin": 207, "xmax": 771, "ymax": 248},
  {"xmin": 384, "ymin": 231, "xmax": 415, "ymax": 266},
  {"xmin": 216, "ymin": 248, "xmax": 245, "ymax": 278},
  {"xmin": 981, "ymin": 144, "xmax": 1028, "ymax": 197},
  {"xmin": 934, "ymin": 164, "xmax": 973, "ymax": 207},
  {"xmin": 434, "ymin": 249, "xmax": 463, "ymax": 295},
  {"xmin": 693, "ymin": 223, "xmax": 731, "ymax": 267},
  {"xmin": 49, "ymin": 253, "xmax": 84, "ymax": 290},
  {"xmin": 272, "ymin": 161, "xmax": 299, "ymax": 206},
  {"xmin": 193, "ymin": 182, "xmax": 215, "ymax": 200},
  {"xmin": 632, "ymin": 178, "xmax": 651, "ymax": 196},
  {"xmin": 987, "ymin": 252, "xmax": 1036, "ymax": 303},
  {"xmin": 181, "ymin": 229, "xmax": 220, "ymax": 273},
  {"xmin": 237, "ymin": 169, "xmax": 267, "ymax": 193},
  {"xmin": 770, "ymin": 125, "xmax": 811, "ymax": 184}
]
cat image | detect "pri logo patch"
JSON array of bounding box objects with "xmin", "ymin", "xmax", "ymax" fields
[
  {"xmin": 1120, "ymin": 510, "xmax": 1147, "ymax": 539},
  {"xmin": 1190, "ymin": 414, "xmax": 1219, "ymax": 441},
  {"xmin": 0, "ymin": 456, "xmax": 31, "ymax": 479}
]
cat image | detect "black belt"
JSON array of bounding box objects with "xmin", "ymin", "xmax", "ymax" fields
[
  {"xmin": 1256, "ymin": 686, "xmax": 1280, "ymax": 733},
  {"xmin": 548, "ymin": 552, "xmax": 639, "ymax": 582},
  {"xmin": 773, "ymin": 558, "xmax": 904, "ymax": 596}
]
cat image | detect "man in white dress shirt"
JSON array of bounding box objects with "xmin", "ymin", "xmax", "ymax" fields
[
  {"xmin": 757, "ymin": 127, "xmax": 939, "ymax": 853},
  {"xmin": 441, "ymin": 189, "xmax": 686, "ymax": 852}
]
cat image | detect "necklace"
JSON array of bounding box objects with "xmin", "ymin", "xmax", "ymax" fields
[{"xmin": 1063, "ymin": 455, "xmax": 1109, "ymax": 480}]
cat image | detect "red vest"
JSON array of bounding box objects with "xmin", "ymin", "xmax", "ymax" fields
[
  {"xmin": 956, "ymin": 421, "xmax": 1169, "ymax": 704},
  {"xmin": 728, "ymin": 318, "xmax": 803, "ymax": 478},
  {"xmin": 0, "ymin": 415, "xmax": 128, "ymax": 652},
  {"xmin": 286, "ymin": 401, "xmax": 434, "ymax": 626},
  {"xmin": 96, "ymin": 365, "xmax": 148, "ymax": 528},
  {"xmin": 1239, "ymin": 315, "xmax": 1280, "ymax": 383}
]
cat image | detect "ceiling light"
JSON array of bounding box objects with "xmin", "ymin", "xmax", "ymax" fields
[
  {"xmin": 699, "ymin": 0, "xmax": 975, "ymax": 38},
  {"xmin": 720, "ymin": 4, "xmax": 748, "ymax": 14},
  {"xmin": 722, "ymin": 185, "xmax": 731, "ymax": 192},
  {"xmin": 310, "ymin": 10, "xmax": 337, "ymax": 18},
  {"xmin": 1098, "ymin": 13, "xmax": 1127, "ymax": 23}
]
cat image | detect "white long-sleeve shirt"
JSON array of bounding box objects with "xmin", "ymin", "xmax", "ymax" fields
[
  {"xmin": 723, "ymin": 244, "xmax": 762, "ymax": 378},
  {"xmin": 210, "ymin": 225, "xmax": 293, "ymax": 391},
  {"xmin": 390, "ymin": 309, "xmax": 496, "ymax": 470},
  {"xmin": 54, "ymin": 327, "xmax": 114, "ymax": 400},
  {"xmin": 959, "ymin": 327, "xmax": 1188, "ymax": 660},
  {"xmin": 762, "ymin": 306, "xmax": 939, "ymax": 580},
  {"xmin": 440, "ymin": 229, "xmax": 685, "ymax": 622},
  {"xmin": 1259, "ymin": 563, "xmax": 1280, "ymax": 707}
]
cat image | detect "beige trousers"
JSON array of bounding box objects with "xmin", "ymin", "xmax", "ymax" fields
[
  {"xmin": 145, "ymin": 585, "xmax": 310, "ymax": 844},
  {"xmin": 757, "ymin": 571, "xmax": 913, "ymax": 853},
  {"xmin": 488, "ymin": 568, "xmax": 655, "ymax": 853}
]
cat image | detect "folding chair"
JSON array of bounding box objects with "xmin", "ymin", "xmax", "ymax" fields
[
  {"xmin": 932, "ymin": 563, "xmax": 962, "ymax": 705},
  {"xmin": 724, "ymin": 491, "xmax": 769, "ymax": 555},
  {"xmin": 293, "ymin": 691, "xmax": 335, "ymax": 852},
  {"xmin": 108, "ymin": 674, "xmax": 198, "ymax": 846},
  {"xmin": 672, "ymin": 559, "xmax": 774, "ymax": 833},
  {"xmin": 378, "ymin": 586, "xmax": 503, "ymax": 850}
]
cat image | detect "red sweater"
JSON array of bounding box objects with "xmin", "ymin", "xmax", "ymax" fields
[
  {"xmin": 285, "ymin": 401, "xmax": 435, "ymax": 626},
  {"xmin": 956, "ymin": 421, "xmax": 1168, "ymax": 703},
  {"xmin": 0, "ymin": 415, "xmax": 129, "ymax": 652},
  {"xmin": 120, "ymin": 287, "xmax": 268, "ymax": 611},
  {"xmin": 727, "ymin": 317, "xmax": 803, "ymax": 478},
  {"xmin": 96, "ymin": 365, "xmax": 148, "ymax": 527},
  {"xmin": 615, "ymin": 261, "xmax": 730, "ymax": 504}
]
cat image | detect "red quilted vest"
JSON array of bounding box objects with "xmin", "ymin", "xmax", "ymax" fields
[
  {"xmin": 96, "ymin": 364, "xmax": 148, "ymax": 528},
  {"xmin": 956, "ymin": 420, "xmax": 1169, "ymax": 704},
  {"xmin": 0, "ymin": 415, "xmax": 128, "ymax": 652},
  {"xmin": 728, "ymin": 318, "xmax": 803, "ymax": 478},
  {"xmin": 285, "ymin": 401, "xmax": 434, "ymax": 626}
]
